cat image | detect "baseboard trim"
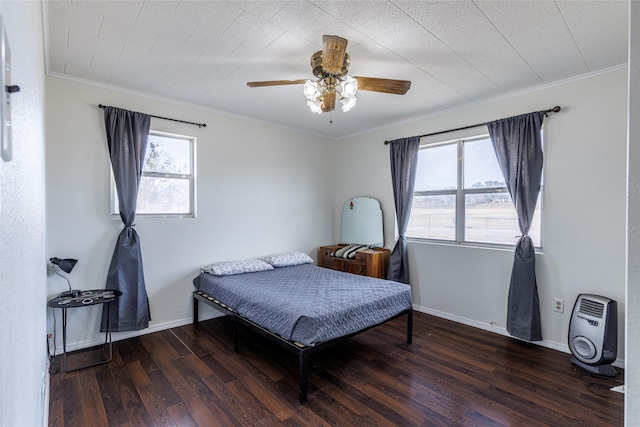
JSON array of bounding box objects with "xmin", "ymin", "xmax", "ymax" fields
[
  {"xmin": 412, "ymin": 304, "xmax": 625, "ymax": 369},
  {"xmin": 54, "ymin": 312, "xmax": 222, "ymax": 354}
]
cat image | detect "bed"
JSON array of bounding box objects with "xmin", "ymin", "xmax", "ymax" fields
[{"xmin": 192, "ymin": 255, "xmax": 413, "ymax": 403}]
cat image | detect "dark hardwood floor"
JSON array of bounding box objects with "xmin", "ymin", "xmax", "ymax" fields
[{"xmin": 48, "ymin": 311, "xmax": 624, "ymax": 426}]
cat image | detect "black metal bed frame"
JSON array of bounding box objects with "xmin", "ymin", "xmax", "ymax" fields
[{"xmin": 193, "ymin": 290, "xmax": 413, "ymax": 404}]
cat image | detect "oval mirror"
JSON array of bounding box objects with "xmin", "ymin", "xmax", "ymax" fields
[{"xmin": 341, "ymin": 197, "xmax": 383, "ymax": 247}]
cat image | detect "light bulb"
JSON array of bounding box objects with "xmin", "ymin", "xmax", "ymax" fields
[
  {"xmin": 303, "ymin": 80, "xmax": 320, "ymax": 101},
  {"xmin": 341, "ymin": 76, "xmax": 358, "ymax": 96}
]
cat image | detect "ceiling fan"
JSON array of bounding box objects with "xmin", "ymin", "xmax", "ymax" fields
[{"xmin": 246, "ymin": 35, "xmax": 411, "ymax": 114}]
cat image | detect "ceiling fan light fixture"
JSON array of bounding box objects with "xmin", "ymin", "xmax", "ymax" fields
[
  {"xmin": 303, "ymin": 80, "xmax": 321, "ymax": 101},
  {"xmin": 340, "ymin": 93, "xmax": 357, "ymax": 112},
  {"xmin": 307, "ymin": 98, "xmax": 323, "ymax": 114},
  {"xmin": 340, "ymin": 76, "xmax": 358, "ymax": 96},
  {"xmin": 335, "ymin": 76, "xmax": 358, "ymax": 112}
]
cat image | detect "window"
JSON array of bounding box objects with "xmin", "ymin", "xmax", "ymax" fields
[
  {"xmin": 406, "ymin": 135, "xmax": 541, "ymax": 247},
  {"xmin": 111, "ymin": 131, "xmax": 196, "ymax": 218}
]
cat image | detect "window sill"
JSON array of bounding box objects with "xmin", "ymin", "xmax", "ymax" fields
[
  {"xmin": 109, "ymin": 213, "xmax": 195, "ymax": 220},
  {"xmin": 406, "ymin": 238, "xmax": 543, "ymax": 254}
]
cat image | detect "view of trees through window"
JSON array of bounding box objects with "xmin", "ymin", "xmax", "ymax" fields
[
  {"xmin": 112, "ymin": 132, "xmax": 195, "ymax": 217},
  {"xmin": 406, "ymin": 136, "xmax": 541, "ymax": 246}
]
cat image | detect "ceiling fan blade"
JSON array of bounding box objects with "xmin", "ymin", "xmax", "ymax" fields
[
  {"xmin": 321, "ymin": 91, "xmax": 336, "ymax": 113},
  {"xmin": 354, "ymin": 77, "xmax": 411, "ymax": 95},
  {"xmin": 246, "ymin": 79, "xmax": 307, "ymax": 87},
  {"xmin": 322, "ymin": 35, "xmax": 348, "ymax": 75}
]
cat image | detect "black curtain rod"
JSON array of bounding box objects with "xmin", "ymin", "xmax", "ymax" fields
[
  {"xmin": 384, "ymin": 105, "xmax": 561, "ymax": 145},
  {"xmin": 98, "ymin": 104, "xmax": 206, "ymax": 128}
]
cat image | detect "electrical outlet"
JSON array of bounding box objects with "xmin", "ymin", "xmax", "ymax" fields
[{"xmin": 553, "ymin": 298, "xmax": 564, "ymax": 313}]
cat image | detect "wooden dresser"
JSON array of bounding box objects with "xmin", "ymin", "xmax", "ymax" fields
[{"xmin": 318, "ymin": 244, "xmax": 390, "ymax": 279}]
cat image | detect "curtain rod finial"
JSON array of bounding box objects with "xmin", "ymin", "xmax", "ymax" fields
[{"xmin": 543, "ymin": 105, "xmax": 561, "ymax": 116}]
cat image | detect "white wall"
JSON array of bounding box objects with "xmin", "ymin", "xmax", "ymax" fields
[
  {"xmin": 626, "ymin": 0, "xmax": 639, "ymax": 421},
  {"xmin": 0, "ymin": 1, "xmax": 48, "ymax": 426},
  {"xmin": 336, "ymin": 67, "xmax": 628, "ymax": 361},
  {"xmin": 41, "ymin": 20, "xmax": 637, "ymax": 427},
  {"xmin": 45, "ymin": 76, "xmax": 333, "ymax": 350}
]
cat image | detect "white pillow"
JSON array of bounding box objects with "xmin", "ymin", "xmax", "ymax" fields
[
  {"xmin": 201, "ymin": 259, "xmax": 273, "ymax": 276},
  {"xmin": 261, "ymin": 251, "xmax": 313, "ymax": 267}
]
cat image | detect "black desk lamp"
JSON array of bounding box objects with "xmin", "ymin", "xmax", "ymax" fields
[{"xmin": 50, "ymin": 257, "xmax": 80, "ymax": 298}]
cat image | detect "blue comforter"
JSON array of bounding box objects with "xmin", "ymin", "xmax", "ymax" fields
[{"xmin": 193, "ymin": 264, "xmax": 412, "ymax": 346}]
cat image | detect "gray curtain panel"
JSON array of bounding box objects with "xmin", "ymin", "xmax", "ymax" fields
[
  {"xmin": 100, "ymin": 106, "xmax": 151, "ymax": 332},
  {"xmin": 488, "ymin": 111, "xmax": 545, "ymax": 341},
  {"xmin": 387, "ymin": 136, "xmax": 420, "ymax": 284}
]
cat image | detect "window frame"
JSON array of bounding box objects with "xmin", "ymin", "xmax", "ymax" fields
[
  {"xmin": 407, "ymin": 134, "xmax": 543, "ymax": 249},
  {"xmin": 110, "ymin": 130, "xmax": 197, "ymax": 219}
]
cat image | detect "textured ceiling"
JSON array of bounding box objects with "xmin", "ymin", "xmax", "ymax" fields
[{"xmin": 44, "ymin": 0, "xmax": 629, "ymax": 138}]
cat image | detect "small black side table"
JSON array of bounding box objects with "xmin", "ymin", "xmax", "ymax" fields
[{"xmin": 48, "ymin": 289, "xmax": 123, "ymax": 372}]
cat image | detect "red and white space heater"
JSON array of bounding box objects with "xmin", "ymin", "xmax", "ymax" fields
[{"xmin": 568, "ymin": 294, "xmax": 617, "ymax": 377}]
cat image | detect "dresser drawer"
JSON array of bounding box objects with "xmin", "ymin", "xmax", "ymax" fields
[
  {"xmin": 354, "ymin": 252, "xmax": 367, "ymax": 263},
  {"xmin": 322, "ymin": 256, "xmax": 342, "ymax": 270},
  {"xmin": 344, "ymin": 261, "xmax": 366, "ymax": 276}
]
